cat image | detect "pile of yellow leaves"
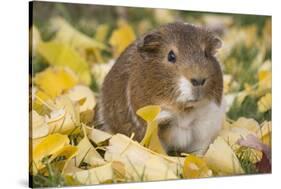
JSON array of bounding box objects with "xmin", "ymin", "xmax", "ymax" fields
[{"xmin": 30, "ymin": 17, "xmax": 271, "ymax": 186}]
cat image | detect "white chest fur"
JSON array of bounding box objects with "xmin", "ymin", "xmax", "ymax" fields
[{"xmin": 157, "ymin": 100, "xmax": 225, "ymax": 155}]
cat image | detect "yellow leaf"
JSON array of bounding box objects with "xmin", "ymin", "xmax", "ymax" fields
[
  {"xmin": 183, "ymin": 155, "xmax": 212, "ymax": 178},
  {"xmin": 111, "ymin": 161, "xmax": 126, "ymax": 181},
  {"xmin": 50, "ymin": 145, "xmax": 78, "ymax": 173},
  {"xmin": 66, "ymin": 85, "xmax": 96, "ymax": 112},
  {"xmin": 219, "ymin": 127, "xmax": 253, "ymax": 147},
  {"xmin": 31, "ymin": 110, "xmax": 49, "ymax": 139},
  {"xmin": 37, "ymin": 42, "xmax": 91, "ymax": 85},
  {"xmin": 221, "ymin": 118, "xmax": 263, "ymax": 163},
  {"xmin": 30, "ymin": 25, "xmax": 41, "ymax": 55},
  {"xmin": 46, "ymin": 95, "xmax": 80, "ymax": 134},
  {"xmin": 232, "ymin": 117, "xmax": 260, "ymax": 133},
  {"xmin": 204, "ymin": 136, "xmax": 244, "ymax": 175},
  {"xmin": 136, "ymin": 105, "xmax": 165, "ymax": 154},
  {"xmin": 34, "ymin": 67, "xmax": 78, "ymax": 98},
  {"xmin": 91, "ymin": 61, "xmax": 114, "ymax": 87},
  {"xmin": 104, "ymin": 134, "xmax": 182, "ymax": 181},
  {"xmin": 223, "ymin": 74, "xmax": 232, "ymax": 93},
  {"xmin": 236, "ymin": 91, "xmax": 249, "ymax": 106},
  {"xmin": 50, "ymin": 17, "xmax": 107, "ymax": 64},
  {"xmin": 75, "ymin": 135, "xmax": 105, "ymax": 166},
  {"xmin": 33, "ymin": 133, "xmax": 69, "ymax": 161},
  {"xmin": 258, "ymin": 60, "xmax": 272, "ymax": 94},
  {"xmin": 51, "ymin": 17, "xmax": 107, "ymax": 50},
  {"xmin": 109, "ymin": 21, "xmax": 136, "ymax": 57},
  {"xmin": 258, "ymin": 93, "xmax": 272, "ymax": 113},
  {"xmin": 256, "ymin": 121, "xmax": 272, "ymax": 146},
  {"xmin": 95, "ymin": 24, "xmax": 109, "ymax": 43},
  {"xmin": 32, "ymin": 133, "xmax": 69, "ymax": 172},
  {"xmin": 147, "ymin": 129, "xmax": 166, "ymax": 154},
  {"xmin": 67, "ymin": 162, "xmax": 116, "ymax": 185},
  {"xmin": 34, "ymin": 89, "xmax": 51, "ymax": 103},
  {"xmin": 86, "ymin": 127, "xmax": 112, "ymax": 145},
  {"xmin": 136, "ymin": 105, "xmax": 161, "ymax": 122}
]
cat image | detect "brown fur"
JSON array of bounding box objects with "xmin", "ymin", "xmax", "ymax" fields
[{"xmin": 96, "ymin": 22, "xmax": 223, "ymax": 145}]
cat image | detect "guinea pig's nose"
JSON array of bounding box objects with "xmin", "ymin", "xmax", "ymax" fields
[{"xmin": 190, "ymin": 78, "xmax": 206, "ymax": 86}]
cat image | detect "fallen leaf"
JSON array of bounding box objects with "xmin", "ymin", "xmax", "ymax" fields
[
  {"xmin": 50, "ymin": 145, "xmax": 78, "ymax": 173},
  {"xmin": 87, "ymin": 127, "xmax": 112, "ymax": 145},
  {"xmin": 183, "ymin": 155, "xmax": 212, "ymax": 179},
  {"xmin": 258, "ymin": 60, "xmax": 272, "ymax": 94},
  {"xmin": 109, "ymin": 21, "xmax": 136, "ymax": 57},
  {"xmin": 75, "ymin": 135, "xmax": 105, "ymax": 167},
  {"xmin": 232, "ymin": 117, "xmax": 260, "ymax": 133},
  {"xmin": 31, "ymin": 110, "xmax": 49, "ymax": 139},
  {"xmin": 32, "ymin": 133, "xmax": 69, "ymax": 172},
  {"xmin": 47, "ymin": 95, "xmax": 80, "ymax": 134},
  {"xmin": 30, "ymin": 26, "xmax": 41, "ymax": 55},
  {"xmin": 67, "ymin": 162, "xmax": 121, "ymax": 185},
  {"xmin": 34, "ymin": 67, "xmax": 78, "ymax": 98},
  {"xmin": 66, "ymin": 85, "xmax": 96, "ymax": 112},
  {"xmin": 237, "ymin": 134, "xmax": 271, "ymax": 162},
  {"xmin": 91, "ymin": 60, "xmax": 114, "ymax": 87},
  {"xmin": 237, "ymin": 134, "xmax": 271, "ymax": 173},
  {"xmin": 258, "ymin": 93, "xmax": 272, "ymax": 113},
  {"xmin": 104, "ymin": 134, "xmax": 183, "ymax": 181},
  {"xmin": 256, "ymin": 121, "xmax": 272, "ymax": 146},
  {"xmin": 204, "ymin": 136, "xmax": 244, "ymax": 175},
  {"xmin": 219, "ymin": 127, "xmax": 253, "ymax": 147},
  {"xmin": 136, "ymin": 105, "xmax": 166, "ymax": 154},
  {"xmin": 95, "ymin": 24, "xmax": 109, "ymax": 43},
  {"xmin": 37, "ymin": 42, "xmax": 91, "ymax": 85}
]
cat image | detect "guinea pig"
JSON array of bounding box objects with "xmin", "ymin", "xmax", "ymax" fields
[{"xmin": 95, "ymin": 22, "xmax": 224, "ymax": 155}]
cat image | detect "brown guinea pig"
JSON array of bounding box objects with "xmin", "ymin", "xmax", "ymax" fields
[{"xmin": 95, "ymin": 22, "xmax": 224, "ymax": 155}]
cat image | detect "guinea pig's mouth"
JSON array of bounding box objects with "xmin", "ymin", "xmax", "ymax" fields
[{"xmin": 182, "ymin": 99, "xmax": 205, "ymax": 111}]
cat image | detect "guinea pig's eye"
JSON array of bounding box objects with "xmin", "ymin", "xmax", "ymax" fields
[{"xmin": 167, "ymin": 50, "xmax": 176, "ymax": 63}]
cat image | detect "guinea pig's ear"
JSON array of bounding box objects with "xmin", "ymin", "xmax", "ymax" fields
[
  {"xmin": 137, "ymin": 32, "xmax": 163, "ymax": 53},
  {"xmin": 205, "ymin": 36, "xmax": 222, "ymax": 57}
]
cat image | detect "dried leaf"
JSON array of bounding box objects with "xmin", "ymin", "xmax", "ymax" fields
[
  {"xmin": 258, "ymin": 93, "xmax": 272, "ymax": 113},
  {"xmin": 32, "ymin": 133, "xmax": 69, "ymax": 172},
  {"xmin": 51, "ymin": 17, "xmax": 106, "ymax": 50},
  {"xmin": 105, "ymin": 134, "xmax": 183, "ymax": 181},
  {"xmin": 91, "ymin": 60, "xmax": 114, "ymax": 87},
  {"xmin": 237, "ymin": 134, "xmax": 271, "ymax": 162},
  {"xmin": 219, "ymin": 127, "xmax": 253, "ymax": 147},
  {"xmin": 256, "ymin": 121, "xmax": 272, "ymax": 146},
  {"xmin": 137, "ymin": 105, "xmax": 161, "ymax": 122},
  {"xmin": 66, "ymin": 85, "xmax": 96, "ymax": 112},
  {"xmin": 68, "ymin": 162, "xmax": 115, "ymax": 185},
  {"xmin": 95, "ymin": 24, "xmax": 109, "ymax": 43},
  {"xmin": 34, "ymin": 67, "xmax": 78, "ymax": 98},
  {"xmin": 183, "ymin": 155, "xmax": 212, "ymax": 179},
  {"xmin": 258, "ymin": 60, "xmax": 272, "ymax": 93},
  {"xmin": 232, "ymin": 117, "xmax": 260, "ymax": 133},
  {"xmin": 37, "ymin": 42, "xmax": 91, "ymax": 85},
  {"xmin": 50, "ymin": 145, "xmax": 78, "ymax": 173},
  {"xmin": 204, "ymin": 136, "xmax": 244, "ymax": 175},
  {"xmin": 47, "ymin": 95, "xmax": 80, "ymax": 134},
  {"xmin": 75, "ymin": 135, "xmax": 105, "ymax": 166},
  {"xmin": 109, "ymin": 21, "xmax": 136, "ymax": 57},
  {"xmin": 31, "ymin": 26, "xmax": 41, "ymax": 55},
  {"xmin": 31, "ymin": 110, "xmax": 49, "ymax": 139},
  {"xmin": 136, "ymin": 105, "xmax": 165, "ymax": 154},
  {"xmin": 237, "ymin": 134, "xmax": 271, "ymax": 173},
  {"xmin": 87, "ymin": 127, "xmax": 112, "ymax": 145}
]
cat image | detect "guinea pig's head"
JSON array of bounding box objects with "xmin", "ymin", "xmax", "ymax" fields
[{"xmin": 137, "ymin": 22, "xmax": 223, "ymax": 110}]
